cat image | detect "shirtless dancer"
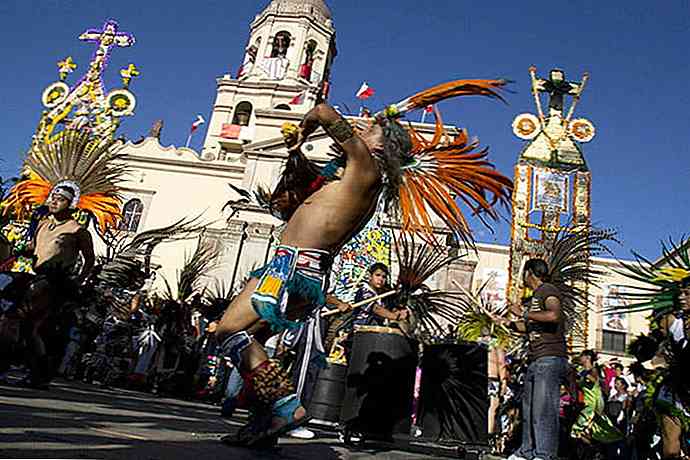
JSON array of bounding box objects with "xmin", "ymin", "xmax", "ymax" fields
[
  {"xmin": 22, "ymin": 184, "xmax": 94, "ymax": 386},
  {"xmin": 216, "ymin": 103, "xmax": 390, "ymax": 445}
]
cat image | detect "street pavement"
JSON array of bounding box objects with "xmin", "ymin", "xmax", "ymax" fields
[{"xmin": 0, "ymin": 375, "xmax": 460, "ymax": 460}]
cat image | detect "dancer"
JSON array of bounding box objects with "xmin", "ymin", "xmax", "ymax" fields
[
  {"xmin": 217, "ymin": 79, "xmax": 513, "ymax": 447},
  {"xmin": 612, "ymin": 237, "xmax": 690, "ymax": 460},
  {"xmin": 570, "ymin": 349, "xmax": 623, "ymax": 459},
  {"xmin": 1, "ymin": 130, "xmax": 124, "ymax": 387}
]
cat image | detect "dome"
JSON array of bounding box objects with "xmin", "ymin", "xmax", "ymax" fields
[{"xmin": 261, "ymin": 0, "xmax": 332, "ymax": 23}]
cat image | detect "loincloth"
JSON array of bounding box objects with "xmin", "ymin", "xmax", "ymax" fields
[{"xmin": 250, "ymin": 245, "xmax": 331, "ymax": 332}]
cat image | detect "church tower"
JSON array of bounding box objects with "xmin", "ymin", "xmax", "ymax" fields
[{"xmin": 201, "ymin": 0, "xmax": 337, "ymax": 160}]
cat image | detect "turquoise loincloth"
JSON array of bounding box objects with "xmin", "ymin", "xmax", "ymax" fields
[{"xmin": 250, "ymin": 246, "xmax": 330, "ymax": 332}]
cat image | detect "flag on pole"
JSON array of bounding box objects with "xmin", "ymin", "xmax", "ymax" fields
[
  {"xmin": 355, "ymin": 82, "xmax": 375, "ymax": 100},
  {"xmin": 421, "ymin": 105, "xmax": 434, "ymax": 123},
  {"xmin": 190, "ymin": 115, "xmax": 205, "ymax": 133},
  {"xmin": 289, "ymin": 91, "xmax": 306, "ymax": 105}
]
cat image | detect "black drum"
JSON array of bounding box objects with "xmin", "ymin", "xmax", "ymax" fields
[
  {"xmin": 418, "ymin": 342, "xmax": 488, "ymax": 444},
  {"xmin": 340, "ymin": 325, "xmax": 417, "ymax": 442},
  {"xmin": 309, "ymin": 362, "xmax": 348, "ymax": 426}
]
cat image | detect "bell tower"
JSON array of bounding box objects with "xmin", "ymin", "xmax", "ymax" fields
[{"xmin": 201, "ymin": 0, "xmax": 337, "ymax": 160}]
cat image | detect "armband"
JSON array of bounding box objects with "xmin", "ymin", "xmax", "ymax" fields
[{"xmin": 324, "ymin": 118, "xmax": 354, "ymax": 144}]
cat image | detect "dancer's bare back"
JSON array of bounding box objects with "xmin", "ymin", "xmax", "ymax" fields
[{"xmin": 279, "ymin": 104, "xmax": 383, "ymax": 251}]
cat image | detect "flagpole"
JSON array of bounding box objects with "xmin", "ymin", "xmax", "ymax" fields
[
  {"xmin": 185, "ymin": 133, "xmax": 193, "ymax": 148},
  {"xmin": 420, "ymin": 110, "xmax": 427, "ymax": 124}
]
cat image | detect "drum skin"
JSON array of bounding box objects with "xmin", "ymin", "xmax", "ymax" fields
[{"xmin": 340, "ymin": 326, "xmax": 417, "ymax": 440}]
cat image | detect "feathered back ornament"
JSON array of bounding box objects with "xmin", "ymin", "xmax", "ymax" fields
[
  {"xmin": 610, "ymin": 236, "xmax": 690, "ymax": 315},
  {"xmin": 3, "ymin": 129, "xmax": 127, "ymax": 232},
  {"xmin": 163, "ymin": 237, "xmax": 221, "ymax": 302},
  {"xmin": 98, "ymin": 216, "xmax": 206, "ymax": 288},
  {"xmin": 544, "ymin": 227, "xmax": 618, "ymax": 340},
  {"xmin": 455, "ymin": 277, "xmax": 515, "ymax": 349},
  {"xmin": 392, "ymin": 233, "xmax": 471, "ymax": 342}
]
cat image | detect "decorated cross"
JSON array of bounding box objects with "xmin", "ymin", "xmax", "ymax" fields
[
  {"xmin": 78, "ymin": 20, "xmax": 135, "ymax": 80},
  {"xmin": 79, "ymin": 19, "xmax": 135, "ymax": 49},
  {"xmin": 532, "ymin": 67, "xmax": 583, "ymax": 114}
]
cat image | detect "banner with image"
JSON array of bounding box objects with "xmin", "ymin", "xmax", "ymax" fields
[{"xmin": 602, "ymin": 284, "xmax": 630, "ymax": 332}]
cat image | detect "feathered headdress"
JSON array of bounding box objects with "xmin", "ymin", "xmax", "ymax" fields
[
  {"xmin": 278, "ymin": 79, "xmax": 513, "ymax": 246},
  {"xmin": 2, "ymin": 129, "xmax": 128, "ymax": 232},
  {"xmin": 608, "ymin": 236, "xmax": 690, "ymax": 316},
  {"xmin": 544, "ymin": 227, "xmax": 618, "ymax": 341},
  {"xmin": 455, "ymin": 277, "xmax": 515, "ymax": 349},
  {"xmin": 375, "ymin": 79, "xmax": 513, "ymax": 246}
]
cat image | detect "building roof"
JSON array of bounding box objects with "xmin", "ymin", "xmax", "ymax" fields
[{"xmin": 261, "ymin": 0, "xmax": 332, "ymax": 23}]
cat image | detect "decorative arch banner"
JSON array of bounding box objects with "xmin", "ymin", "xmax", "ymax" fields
[{"xmin": 331, "ymin": 212, "xmax": 392, "ymax": 303}]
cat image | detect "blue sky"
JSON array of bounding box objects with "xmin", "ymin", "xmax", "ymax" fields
[{"xmin": 1, "ymin": 1, "xmax": 688, "ymax": 258}]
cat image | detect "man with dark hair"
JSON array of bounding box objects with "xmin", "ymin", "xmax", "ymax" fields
[
  {"xmin": 506, "ymin": 258, "xmax": 568, "ymax": 460},
  {"xmin": 15, "ymin": 184, "xmax": 95, "ymax": 387},
  {"xmin": 352, "ymin": 263, "xmax": 407, "ymax": 327},
  {"xmin": 214, "ymin": 77, "xmax": 513, "ymax": 447}
]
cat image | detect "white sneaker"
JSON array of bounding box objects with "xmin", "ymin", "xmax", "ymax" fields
[
  {"xmin": 287, "ymin": 427, "xmax": 315, "ymax": 439},
  {"xmin": 506, "ymin": 455, "xmax": 528, "ymax": 460}
]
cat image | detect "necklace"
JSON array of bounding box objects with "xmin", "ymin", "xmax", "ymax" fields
[{"xmin": 48, "ymin": 215, "xmax": 70, "ymax": 231}]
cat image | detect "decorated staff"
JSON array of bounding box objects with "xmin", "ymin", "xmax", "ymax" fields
[{"xmin": 608, "ymin": 237, "xmax": 690, "ymax": 460}]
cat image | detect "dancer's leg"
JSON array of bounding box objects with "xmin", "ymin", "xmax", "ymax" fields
[
  {"xmin": 660, "ymin": 413, "xmax": 681, "ymax": 459},
  {"xmin": 217, "ymin": 278, "xmax": 307, "ymax": 445}
]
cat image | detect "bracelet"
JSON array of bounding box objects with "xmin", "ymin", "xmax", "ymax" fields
[{"xmin": 522, "ymin": 308, "xmax": 530, "ymax": 323}]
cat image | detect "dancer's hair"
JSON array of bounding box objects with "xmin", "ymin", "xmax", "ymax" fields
[
  {"xmin": 580, "ymin": 349, "xmax": 598, "ymax": 363},
  {"xmin": 524, "ymin": 258, "xmax": 549, "ymax": 281}
]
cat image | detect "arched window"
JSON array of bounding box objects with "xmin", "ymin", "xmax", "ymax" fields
[
  {"xmin": 119, "ymin": 198, "xmax": 144, "ymax": 232},
  {"xmin": 232, "ymin": 102, "xmax": 253, "ymax": 126},
  {"xmin": 299, "ymin": 40, "xmax": 317, "ymax": 80},
  {"xmin": 271, "ymin": 31, "xmax": 291, "ymax": 58},
  {"xmin": 274, "ymin": 104, "xmax": 291, "ymax": 111}
]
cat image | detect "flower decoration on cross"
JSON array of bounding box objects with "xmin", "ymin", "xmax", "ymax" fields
[
  {"xmin": 120, "ymin": 63, "xmax": 140, "ymax": 88},
  {"xmin": 57, "ymin": 56, "xmax": 77, "ymax": 81}
]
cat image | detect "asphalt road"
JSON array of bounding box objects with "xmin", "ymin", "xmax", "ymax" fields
[{"xmin": 0, "ymin": 375, "xmax": 462, "ymax": 460}]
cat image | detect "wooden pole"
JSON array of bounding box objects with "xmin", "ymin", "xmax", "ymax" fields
[
  {"xmin": 229, "ymin": 222, "xmax": 248, "ymax": 289},
  {"xmin": 321, "ymin": 289, "xmax": 397, "ymax": 317}
]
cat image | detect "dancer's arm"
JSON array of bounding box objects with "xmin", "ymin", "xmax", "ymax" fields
[
  {"xmin": 77, "ymin": 228, "xmax": 95, "ymax": 282},
  {"xmin": 297, "ymin": 103, "xmax": 374, "ymax": 167}
]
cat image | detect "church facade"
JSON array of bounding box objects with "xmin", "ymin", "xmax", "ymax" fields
[{"xmin": 116, "ymin": 0, "xmax": 648, "ymax": 360}]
